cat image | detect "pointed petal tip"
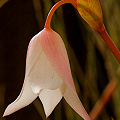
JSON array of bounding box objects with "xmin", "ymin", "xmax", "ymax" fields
[
  {"xmin": 2, "ymin": 112, "xmax": 5, "ymax": 117},
  {"xmin": 64, "ymin": 86, "xmax": 91, "ymax": 120},
  {"xmin": 3, "ymin": 111, "xmax": 8, "ymax": 117},
  {"xmin": 45, "ymin": 113, "xmax": 49, "ymax": 119},
  {"xmin": 44, "ymin": 109, "xmax": 51, "ymax": 119},
  {"xmin": 3, "ymin": 105, "xmax": 12, "ymax": 117},
  {"xmin": 2, "ymin": 101, "xmax": 19, "ymax": 117}
]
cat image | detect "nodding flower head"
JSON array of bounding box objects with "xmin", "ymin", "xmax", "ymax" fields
[{"xmin": 3, "ymin": 28, "xmax": 91, "ymax": 120}]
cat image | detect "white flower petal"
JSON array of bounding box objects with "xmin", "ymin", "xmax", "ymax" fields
[
  {"xmin": 25, "ymin": 33, "xmax": 42, "ymax": 78},
  {"xmin": 39, "ymin": 83, "xmax": 66, "ymax": 117},
  {"xmin": 3, "ymin": 79, "xmax": 37, "ymax": 116},
  {"xmin": 25, "ymin": 29, "xmax": 63, "ymax": 95},
  {"xmin": 28, "ymin": 49, "xmax": 63, "ymax": 95},
  {"xmin": 64, "ymin": 86, "xmax": 91, "ymax": 120}
]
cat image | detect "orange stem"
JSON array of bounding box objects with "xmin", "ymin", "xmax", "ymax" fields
[
  {"xmin": 44, "ymin": 0, "xmax": 76, "ymax": 29},
  {"xmin": 97, "ymin": 28, "xmax": 120, "ymax": 64}
]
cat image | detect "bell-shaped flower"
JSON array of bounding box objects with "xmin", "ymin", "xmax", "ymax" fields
[{"xmin": 3, "ymin": 28, "xmax": 91, "ymax": 120}]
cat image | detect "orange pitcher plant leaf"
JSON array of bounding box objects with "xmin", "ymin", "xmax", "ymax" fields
[{"xmin": 3, "ymin": 28, "xmax": 91, "ymax": 120}]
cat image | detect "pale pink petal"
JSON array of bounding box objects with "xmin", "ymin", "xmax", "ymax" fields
[
  {"xmin": 3, "ymin": 79, "xmax": 37, "ymax": 116},
  {"xmin": 40, "ymin": 28, "xmax": 77, "ymax": 95},
  {"xmin": 39, "ymin": 83, "xmax": 66, "ymax": 117},
  {"xmin": 64, "ymin": 86, "xmax": 91, "ymax": 120},
  {"xmin": 39, "ymin": 29, "xmax": 90, "ymax": 119}
]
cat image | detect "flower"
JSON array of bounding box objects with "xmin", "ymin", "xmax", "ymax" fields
[{"xmin": 3, "ymin": 28, "xmax": 91, "ymax": 120}]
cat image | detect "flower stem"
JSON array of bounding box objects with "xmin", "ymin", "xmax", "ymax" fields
[
  {"xmin": 44, "ymin": 0, "xmax": 76, "ymax": 29},
  {"xmin": 97, "ymin": 28, "xmax": 120, "ymax": 64}
]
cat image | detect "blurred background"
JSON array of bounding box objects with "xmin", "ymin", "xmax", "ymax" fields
[{"xmin": 0, "ymin": 0, "xmax": 120, "ymax": 119}]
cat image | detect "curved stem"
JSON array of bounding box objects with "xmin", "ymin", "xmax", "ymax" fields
[
  {"xmin": 97, "ymin": 28, "xmax": 120, "ymax": 64},
  {"xmin": 44, "ymin": 0, "xmax": 75, "ymax": 29}
]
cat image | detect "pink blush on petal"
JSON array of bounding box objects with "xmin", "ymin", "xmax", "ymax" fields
[{"xmin": 39, "ymin": 28, "xmax": 77, "ymax": 95}]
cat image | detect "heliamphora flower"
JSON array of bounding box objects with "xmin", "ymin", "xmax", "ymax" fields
[{"xmin": 3, "ymin": 28, "xmax": 90, "ymax": 120}]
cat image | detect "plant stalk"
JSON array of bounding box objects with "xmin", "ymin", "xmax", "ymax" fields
[
  {"xmin": 97, "ymin": 28, "xmax": 120, "ymax": 64},
  {"xmin": 44, "ymin": 0, "xmax": 75, "ymax": 29}
]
